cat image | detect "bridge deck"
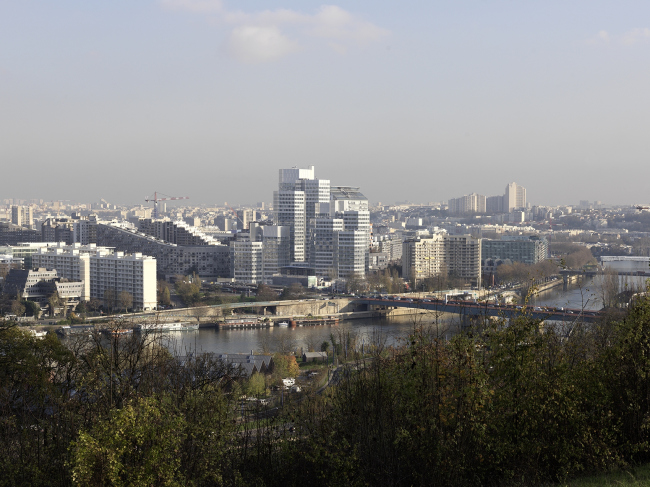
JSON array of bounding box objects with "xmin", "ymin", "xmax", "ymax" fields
[{"xmin": 356, "ymin": 298, "xmax": 602, "ymax": 323}]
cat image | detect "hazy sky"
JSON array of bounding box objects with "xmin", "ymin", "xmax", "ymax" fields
[{"xmin": 1, "ymin": 1, "xmax": 649, "ymax": 207}]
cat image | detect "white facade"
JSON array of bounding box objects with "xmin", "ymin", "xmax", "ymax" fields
[
  {"xmin": 505, "ymin": 182, "xmax": 527, "ymax": 212},
  {"xmin": 32, "ymin": 243, "xmax": 157, "ymax": 310},
  {"xmin": 230, "ymin": 239, "xmax": 264, "ymax": 284},
  {"xmin": 274, "ymin": 190, "xmax": 306, "ymax": 262}
]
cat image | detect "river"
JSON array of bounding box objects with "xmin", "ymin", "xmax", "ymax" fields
[
  {"xmin": 165, "ymin": 313, "xmax": 449, "ymax": 356},
  {"xmin": 164, "ymin": 261, "xmax": 650, "ymax": 355}
]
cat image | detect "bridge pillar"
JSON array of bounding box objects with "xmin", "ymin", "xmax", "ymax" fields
[{"xmin": 563, "ymin": 274, "xmax": 569, "ymax": 291}]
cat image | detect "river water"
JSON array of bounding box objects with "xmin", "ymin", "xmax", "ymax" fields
[
  {"xmin": 166, "ymin": 314, "xmax": 440, "ymax": 356},
  {"xmin": 166, "ymin": 260, "xmax": 650, "ymax": 355}
]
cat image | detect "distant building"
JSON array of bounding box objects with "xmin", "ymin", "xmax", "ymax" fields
[
  {"xmin": 0, "ymin": 222, "xmax": 42, "ymax": 246},
  {"xmin": 11, "ymin": 206, "xmax": 33, "ymax": 229},
  {"xmin": 482, "ymin": 235, "xmax": 548, "ymax": 266},
  {"xmin": 3, "ymin": 268, "xmax": 83, "ymax": 310},
  {"xmin": 96, "ymin": 221, "xmax": 230, "ymax": 280},
  {"xmin": 230, "ymin": 238, "xmax": 264, "ymax": 284},
  {"xmin": 504, "ymin": 182, "xmax": 526, "ymax": 212},
  {"xmin": 402, "ymin": 234, "xmax": 482, "ymax": 287},
  {"xmin": 32, "ymin": 243, "xmax": 157, "ymax": 310},
  {"xmin": 448, "ymin": 193, "xmax": 486, "ymax": 215}
]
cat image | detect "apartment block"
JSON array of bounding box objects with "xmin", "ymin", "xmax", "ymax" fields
[
  {"xmin": 402, "ymin": 233, "xmax": 482, "ymax": 287},
  {"xmin": 448, "ymin": 193, "xmax": 486, "ymax": 215},
  {"xmin": 482, "ymin": 235, "xmax": 548, "ymax": 266},
  {"xmin": 95, "ymin": 221, "xmax": 230, "ymax": 280},
  {"xmin": 32, "ymin": 243, "xmax": 157, "ymax": 310},
  {"xmin": 11, "ymin": 205, "xmax": 33, "ymax": 229}
]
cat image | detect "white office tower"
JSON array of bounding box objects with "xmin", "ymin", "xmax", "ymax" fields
[
  {"xmin": 329, "ymin": 187, "xmax": 370, "ymax": 279},
  {"xmin": 273, "ymin": 190, "xmax": 306, "ymax": 262},
  {"xmin": 310, "ymin": 217, "xmax": 344, "ymax": 278},
  {"xmin": 504, "ymin": 182, "xmax": 526, "ymax": 212},
  {"xmin": 275, "ymin": 165, "xmax": 330, "ymax": 263}
]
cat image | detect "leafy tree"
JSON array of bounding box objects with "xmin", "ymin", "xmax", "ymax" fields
[
  {"xmin": 175, "ymin": 274, "xmax": 201, "ymax": 306},
  {"xmin": 273, "ymin": 354, "xmax": 300, "ymax": 379},
  {"xmin": 75, "ymin": 301, "xmax": 87, "ymax": 314},
  {"xmin": 23, "ymin": 299, "xmax": 41, "ymax": 318},
  {"xmin": 246, "ymin": 372, "xmax": 267, "ymax": 397},
  {"xmin": 71, "ymin": 395, "xmax": 186, "ymax": 486}
]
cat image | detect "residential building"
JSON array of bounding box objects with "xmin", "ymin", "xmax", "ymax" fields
[
  {"xmin": 11, "ymin": 205, "xmax": 33, "ymax": 229},
  {"xmin": 230, "ymin": 238, "xmax": 264, "ymax": 284},
  {"xmin": 3, "ymin": 268, "xmax": 83, "ymax": 309},
  {"xmin": 402, "ymin": 233, "xmax": 482, "ymax": 287},
  {"xmin": 448, "ymin": 193, "xmax": 486, "ymax": 215},
  {"xmin": 482, "ymin": 235, "xmax": 548, "ymax": 268},
  {"xmin": 330, "ymin": 186, "xmax": 370, "ymax": 279},
  {"xmin": 504, "ymin": 182, "xmax": 527, "ymax": 212},
  {"xmin": 95, "ymin": 221, "xmax": 230, "ymax": 280},
  {"xmin": 32, "ymin": 243, "xmax": 157, "ymax": 310},
  {"xmin": 0, "ymin": 222, "xmax": 42, "ymax": 246},
  {"xmin": 255, "ymin": 225, "xmax": 290, "ymax": 283},
  {"xmin": 274, "ymin": 189, "xmax": 306, "ymax": 262}
]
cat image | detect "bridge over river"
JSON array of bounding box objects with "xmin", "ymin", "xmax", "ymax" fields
[{"xmin": 355, "ymin": 297, "xmax": 604, "ymax": 323}]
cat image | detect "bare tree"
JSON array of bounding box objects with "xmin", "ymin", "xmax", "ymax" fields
[{"xmin": 118, "ymin": 291, "xmax": 133, "ymax": 313}]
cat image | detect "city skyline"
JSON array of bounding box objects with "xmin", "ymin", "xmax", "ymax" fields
[{"xmin": 2, "ymin": 1, "xmax": 650, "ymax": 206}]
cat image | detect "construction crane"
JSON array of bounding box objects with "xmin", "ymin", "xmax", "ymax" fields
[{"xmin": 145, "ymin": 192, "xmax": 189, "ymax": 219}]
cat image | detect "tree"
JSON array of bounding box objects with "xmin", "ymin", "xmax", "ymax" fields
[
  {"xmin": 118, "ymin": 291, "xmax": 133, "ymax": 313},
  {"xmin": 273, "ymin": 354, "xmax": 300, "ymax": 379},
  {"xmin": 11, "ymin": 298, "xmax": 25, "ymax": 317},
  {"xmin": 255, "ymin": 283, "xmax": 277, "ymax": 302},
  {"xmin": 320, "ymin": 341, "xmax": 330, "ymax": 352},
  {"xmin": 103, "ymin": 289, "xmax": 116, "ymax": 313},
  {"xmin": 71, "ymin": 396, "xmax": 186, "ymax": 486},
  {"xmin": 346, "ymin": 273, "xmax": 366, "ymax": 295},
  {"xmin": 157, "ymin": 280, "xmax": 172, "ymax": 306},
  {"xmin": 175, "ymin": 274, "xmax": 201, "ymax": 306},
  {"xmin": 246, "ymin": 373, "xmax": 267, "ymax": 397},
  {"xmin": 23, "ymin": 300, "xmax": 41, "ymax": 318},
  {"xmin": 75, "ymin": 301, "xmax": 88, "ymax": 315}
]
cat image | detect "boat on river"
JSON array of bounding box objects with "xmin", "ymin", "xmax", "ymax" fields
[{"xmin": 134, "ymin": 322, "xmax": 198, "ymax": 332}]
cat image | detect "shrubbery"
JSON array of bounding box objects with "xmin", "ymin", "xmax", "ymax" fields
[{"xmin": 4, "ymin": 295, "xmax": 650, "ymax": 485}]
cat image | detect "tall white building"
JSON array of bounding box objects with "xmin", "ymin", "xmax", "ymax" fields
[
  {"xmin": 258, "ymin": 225, "xmax": 290, "ymax": 283},
  {"xmin": 273, "ymin": 190, "xmax": 306, "ymax": 262},
  {"xmin": 504, "ymin": 182, "xmax": 526, "ymax": 212},
  {"xmin": 32, "ymin": 243, "xmax": 157, "ymax": 310},
  {"xmin": 275, "ymin": 166, "xmax": 330, "ymax": 263},
  {"xmin": 330, "ymin": 187, "xmax": 370, "ymax": 279}
]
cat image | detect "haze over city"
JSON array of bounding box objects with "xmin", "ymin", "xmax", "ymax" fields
[{"xmin": 1, "ymin": 0, "xmax": 649, "ymax": 206}]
